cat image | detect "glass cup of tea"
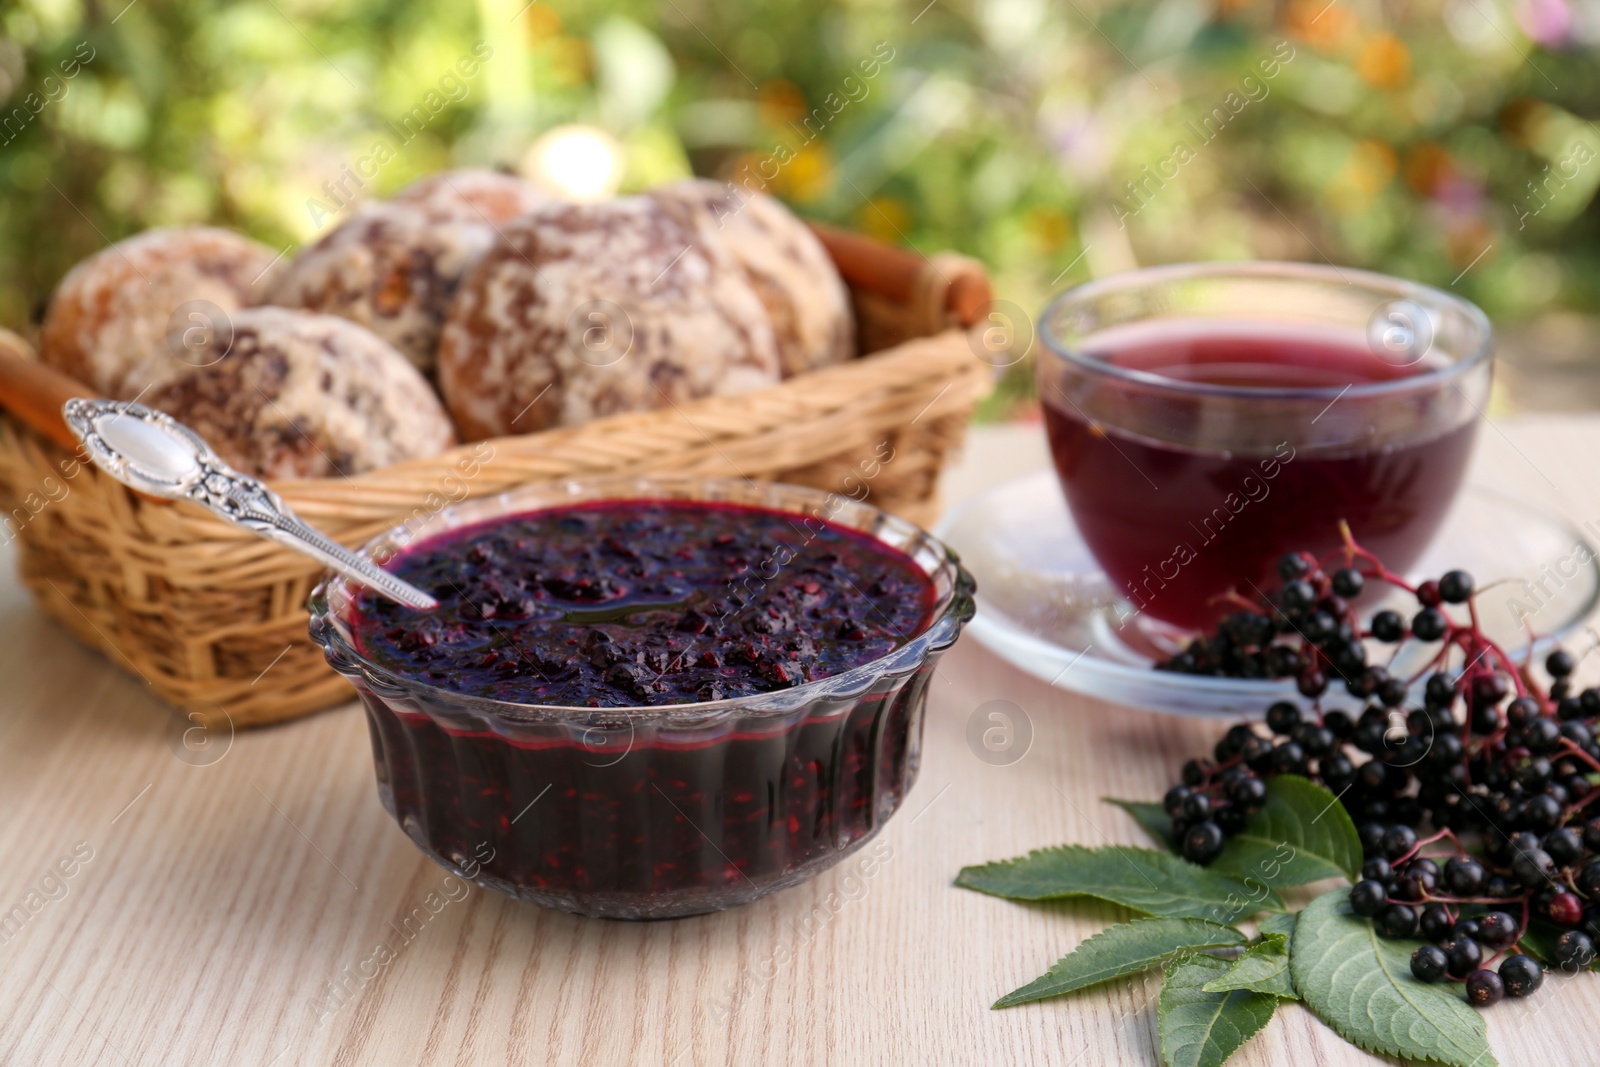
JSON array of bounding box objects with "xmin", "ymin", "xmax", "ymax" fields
[{"xmin": 1036, "ymin": 261, "xmax": 1493, "ymax": 632}]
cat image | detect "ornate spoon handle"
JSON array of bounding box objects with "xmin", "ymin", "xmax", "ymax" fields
[{"xmin": 62, "ymin": 398, "xmax": 438, "ymax": 611}]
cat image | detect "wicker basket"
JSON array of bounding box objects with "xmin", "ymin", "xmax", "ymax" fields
[{"xmin": 0, "ymin": 225, "xmax": 992, "ymax": 726}]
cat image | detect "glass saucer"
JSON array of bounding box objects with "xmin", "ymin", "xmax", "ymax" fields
[{"xmin": 935, "ymin": 471, "xmax": 1600, "ymax": 719}]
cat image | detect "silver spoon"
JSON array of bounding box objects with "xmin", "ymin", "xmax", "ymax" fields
[{"xmin": 62, "ymin": 398, "xmax": 438, "ymax": 610}]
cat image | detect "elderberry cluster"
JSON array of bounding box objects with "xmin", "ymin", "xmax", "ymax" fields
[{"xmin": 1158, "ymin": 543, "xmax": 1600, "ymax": 1008}]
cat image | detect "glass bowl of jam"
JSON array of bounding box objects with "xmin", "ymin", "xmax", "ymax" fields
[{"xmin": 309, "ymin": 477, "xmax": 974, "ymax": 919}]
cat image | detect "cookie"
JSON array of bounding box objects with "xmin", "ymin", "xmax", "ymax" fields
[
  {"xmin": 390, "ymin": 168, "xmax": 550, "ymax": 223},
  {"xmin": 145, "ymin": 307, "xmax": 456, "ymax": 480},
  {"xmin": 437, "ymin": 196, "xmax": 780, "ymax": 439},
  {"xmin": 650, "ymin": 179, "xmax": 853, "ymax": 377},
  {"xmin": 267, "ymin": 203, "xmax": 498, "ymax": 374},
  {"xmin": 41, "ymin": 226, "xmax": 280, "ymax": 400}
]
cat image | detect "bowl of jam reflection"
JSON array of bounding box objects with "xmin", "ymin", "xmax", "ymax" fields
[{"xmin": 309, "ymin": 477, "xmax": 973, "ymax": 919}]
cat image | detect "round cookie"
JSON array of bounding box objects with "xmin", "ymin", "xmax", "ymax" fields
[
  {"xmin": 267, "ymin": 203, "xmax": 498, "ymax": 373},
  {"xmin": 391, "ymin": 168, "xmax": 550, "ymax": 223},
  {"xmin": 145, "ymin": 307, "xmax": 456, "ymax": 480},
  {"xmin": 41, "ymin": 226, "xmax": 280, "ymax": 400},
  {"xmin": 437, "ymin": 196, "xmax": 780, "ymax": 439},
  {"xmin": 650, "ymin": 179, "xmax": 853, "ymax": 377}
]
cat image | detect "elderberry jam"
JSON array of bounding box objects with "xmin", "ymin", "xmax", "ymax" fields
[{"xmin": 310, "ymin": 478, "xmax": 973, "ymax": 919}]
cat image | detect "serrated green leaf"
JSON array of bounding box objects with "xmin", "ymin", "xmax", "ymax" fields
[
  {"xmin": 1257, "ymin": 911, "xmax": 1297, "ymax": 941},
  {"xmin": 955, "ymin": 845, "xmax": 1284, "ymax": 922},
  {"xmin": 1202, "ymin": 934, "xmax": 1296, "ymax": 999},
  {"xmin": 995, "ymin": 917, "xmax": 1246, "ymax": 1007},
  {"xmin": 1290, "ymin": 889, "xmax": 1496, "ymax": 1067},
  {"xmin": 1209, "ymin": 776, "xmax": 1362, "ymax": 887},
  {"xmin": 1105, "ymin": 798, "xmax": 1174, "ymax": 850},
  {"xmin": 1159, "ymin": 954, "xmax": 1277, "ymax": 1067}
]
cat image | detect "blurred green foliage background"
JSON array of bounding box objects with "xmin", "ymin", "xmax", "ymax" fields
[{"xmin": 2, "ymin": 0, "xmax": 1597, "ymax": 415}]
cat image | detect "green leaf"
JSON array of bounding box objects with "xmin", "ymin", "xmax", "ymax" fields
[
  {"xmin": 1105, "ymin": 798, "xmax": 1174, "ymax": 850},
  {"xmin": 995, "ymin": 917, "xmax": 1247, "ymax": 1008},
  {"xmin": 1158, "ymin": 954, "xmax": 1277, "ymax": 1067},
  {"xmin": 955, "ymin": 845, "xmax": 1285, "ymax": 922},
  {"xmin": 1209, "ymin": 775, "xmax": 1362, "ymax": 887},
  {"xmin": 1202, "ymin": 934, "xmax": 1296, "ymax": 1000},
  {"xmin": 1290, "ymin": 889, "xmax": 1497, "ymax": 1067},
  {"xmin": 1257, "ymin": 911, "xmax": 1297, "ymax": 941}
]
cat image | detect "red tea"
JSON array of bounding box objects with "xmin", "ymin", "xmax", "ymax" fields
[{"xmin": 1043, "ymin": 326, "xmax": 1478, "ymax": 630}]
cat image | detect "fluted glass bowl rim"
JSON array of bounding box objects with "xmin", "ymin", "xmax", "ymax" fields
[
  {"xmin": 309, "ymin": 475, "xmax": 975, "ymax": 727},
  {"xmin": 1038, "ymin": 260, "xmax": 1494, "ymax": 402}
]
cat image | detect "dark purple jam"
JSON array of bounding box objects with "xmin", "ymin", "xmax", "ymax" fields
[
  {"xmin": 326, "ymin": 498, "xmax": 962, "ymax": 918},
  {"xmin": 352, "ymin": 500, "xmax": 936, "ymax": 706}
]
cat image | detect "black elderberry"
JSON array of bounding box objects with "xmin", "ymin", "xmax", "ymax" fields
[
  {"xmin": 1553, "ymin": 930, "xmax": 1597, "ymax": 971},
  {"xmin": 1438, "ymin": 569, "xmax": 1473, "ymax": 603},
  {"xmin": 1382, "ymin": 825, "xmax": 1418, "ymax": 860},
  {"xmin": 1410, "ymin": 944, "xmax": 1448, "ymax": 982},
  {"xmin": 1411, "ymin": 608, "xmax": 1447, "ymax": 642},
  {"xmin": 1584, "ymin": 817, "xmax": 1600, "ymax": 854},
  {"xmin": 1349, "ymin": 879, "xmax": 1388, "ymax": 917},
  {"xmin": 1182, "ymin": 793, "xmax": 1212, "ymax": 821},
  {"xmin": 1181, "ymin": 821, "xmax": 1226, "ymax": 864},
  {"xmin": 1377, "ymin": 677, "xmax": 1409, "ymax": 708},
  {"xmin": 1427, "ymin": 733, "xmax": 1464, "ymax": 769},
  {"xmin": 1322, "ymin": 756, "xmax": 1356, "ymax": 794},
  {"xmin": 1180, "ymin": 759, "xmax": 1205, "ymax": 787},
  {"xmin": 1270, "ymin": 741, "xmax": 1306, "ymax": 774},
  {"xmin": 1578, "ymin": 860, "xmax": 1600, "ymax": 898},
  {"xmin": 1513, "ymin": 850, "xmax": 1557, "ymax": 889},
  {"xmin": 1546, "ymin": 649, "xmax": 1576, "ymax": 677},
  {"xmin": 1544, "ymin": 827, "xmax": 1583, "ymax": 867},
  {"xmin": 1445, "ymin": 937, "xmax": 1483, "ymax": 978},
  {"xmin": 1526, "ymin": 716, "xmax": 1562, "ymax": 755},
  {"xmin": 1362, "ymin": 857, "xmax": 1394, "ymax": 884},
  {"xmin": 1265, "ymin": 701, "xmax": 1301, "ymax": 735},
  {"xmin": 1558, "ymin": 696, "xmax": 1586, "ymax": 721},
  {"xmin": 1452, "ymin": 918, "xmax": 1482, "ymax": 943},
  {"xmin": 1268, "ymin": 645, "xmax": 1304, "ymax": 676},
  {"xmin": 1478, "ymin": 911, "xmax": 1521, "ymax": 949},
  {"xmin": 1216, "ymin": 806, "xmax": 1248, "ymax": 834},
  {"xmin": 1485, "ymin": 875, "xmax": 1516, "ymax": 899},
  {"xmin": 1294, "ymin": 724, "xmax": 1336, "ymax": 758},
  {"xmin": 1517, "ymin": 758, "xmax": 1553, "ymax": 790},
  {"xmin": 1277, "ymin": 553, "xmax": 1311, "ymax": 582},
  {"xmin": 1302, "ymin": 610, "xmax": 1337, "ymax": 644},
  {"xmin": 1500, "ymin": 954, "xmax": 1544, "ymax": 997},
  {"xmin": 1506, "ymin": 696, "xmax": 1541, "ymax": 726},
  {"xmin": 1378, "ymin": 903, "xmax": 1419, "ymax": 938},
  {"xmin": 1163, "ymin": 785, "xmax": 1192, "ymax": 816},
  {"xmin": 1424, "ymin": 672, "xmax": 1457, "ymax": 708},
  {"xmin": 1226, "ymin": 775, "xmax": 1266, "ymax": 808},
  {"xmin": 1521, "ymin": 793, "xmax": 1562, "ymax": 833},
  {"xmin": 1465, "ymin": 969, "xmax": 1504, "ymax": 1008},
  {"xmin": 1470, "ymin": 703, "xmax": 1503, "ymax": 736},
  {"xmin": 1420, "ymin": 904, "xmax": 1454, "ymax": 941},
  {"xmin": 1583, "ymin": 687, "xmax": 1600, "ymax": 715},
  {"xmin": 1443, "ymin": 855, "xmax": 1486, "ymax": 896},
  {"xmin": 1470, "ymin": 673, "xmax": 1508, "ymax": 706},
  {"xmin": 1296, "ymin": 669, "xmax": 1328, "ymax": 698},
  {"xmin": 1366, "ymin": 608, "xmax": 1403, "ymax": 643}
]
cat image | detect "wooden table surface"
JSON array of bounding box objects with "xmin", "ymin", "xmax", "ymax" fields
[{"xmin": 3, "ymin": 418, "xmax": 1599, "ymax": 1067}]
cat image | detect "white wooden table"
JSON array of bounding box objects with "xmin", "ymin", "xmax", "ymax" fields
[{"xmin": 1, "ymin": 419, "xmax": 1597, "ymax": 1066}]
